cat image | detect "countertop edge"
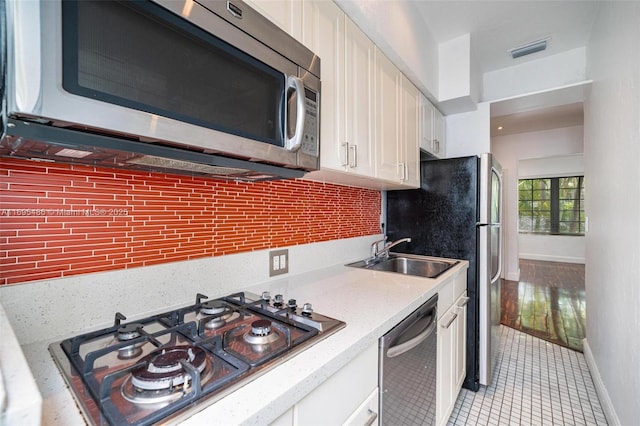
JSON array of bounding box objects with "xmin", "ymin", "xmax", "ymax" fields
[{"xmin": 0, "ymin": 303, "xmax": 43, "ymax": 426}]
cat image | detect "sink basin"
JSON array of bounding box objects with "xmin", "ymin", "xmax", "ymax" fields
[{"xmin": 347, "ymin": 253, "xmax": 459, "ymax": 279}]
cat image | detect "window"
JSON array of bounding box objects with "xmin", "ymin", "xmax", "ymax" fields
[{"xmin": 518, "ymin": 176, "xmax": 585, "ymax": 235}]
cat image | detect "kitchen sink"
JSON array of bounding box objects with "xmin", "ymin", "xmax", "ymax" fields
[{"xmin": 347, "ymin": 253, "xmax": 459, "ymax": 279}]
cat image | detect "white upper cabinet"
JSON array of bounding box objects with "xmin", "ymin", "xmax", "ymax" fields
[
  {"xmin": 343, "ymin": 18, "xmax": 376, "ymax": 177},
  {"xmin": 401, "ymin": 75, "xmax": 420, "ymax": 187},
  {"xmin": 296, "ymin": 0, "xmax": 423, "ymax": 189},
  {"xmin": 244, "ymin": 0, "xmax": 302, "ymax": 39},
  {"xmin": 375, "ymin": 49, "xmax": 402, "ymax": 182},
  {"xmin": 420, "ymin": 94, "xmax": 446, "ymax": 158},
  {"xmin": 374, "ymin": 54, "xmax": 420, "ymax": 187},
  {"xmin": 301, "ymin": 0, "xmax": 348, "ymax": 171},
  {"xmin": 303, "ymin": 2, "xmax": 376, "ymax": 177}
]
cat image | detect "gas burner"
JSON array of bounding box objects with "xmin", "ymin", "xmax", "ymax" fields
[
  {"xmin": 243, "ymin": 320, "xmax": 279, "ymax": 345},
  {"xmin": 200, "ymin": 300, "xmax": 226, "ymax": 316},
  {"xmin": 117, "ymin": 323, "xmax": 144, "ymax": 359},
  {"xmin": 118, "ymin": 323, "xmax": 143, "ymax": 341},
  {"xmin": 200, "ymin": 300, "xmax": 240, "ymax": 330},
  {"xmin": 121, "ymin": 345, "xmax": 212, "ymax": 405}
]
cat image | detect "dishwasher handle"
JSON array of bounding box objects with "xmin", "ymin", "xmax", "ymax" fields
[{"xmin": 386, "ymin": 318, "xmax": 437, "ymax": 358}]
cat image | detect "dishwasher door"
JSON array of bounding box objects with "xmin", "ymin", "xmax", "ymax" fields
[{"xmin": 379, "ymin": 294, "xmax": 438, "ymax": 425}]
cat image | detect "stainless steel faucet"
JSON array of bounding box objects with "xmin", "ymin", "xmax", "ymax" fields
[{"xmin": 370, "ymin": 237, "xmax": 412, "ymax": 261}]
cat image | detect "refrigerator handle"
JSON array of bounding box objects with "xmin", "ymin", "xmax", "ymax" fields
[{"xmin": 490, "ymin": 167, "xmax": 504, "ymax": 283}]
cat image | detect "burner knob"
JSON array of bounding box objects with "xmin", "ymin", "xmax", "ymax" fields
[
  {"xmin": 302, "ymin": 303, "xmax": 313, "ymax": 316},
  {"xmin": 288, "ymin": 299, "xmax": 297, "ymax": 309},
  {"xmin": 261, "ymin": 291, "xmax": 271, "ymax": 302},
  {"xmin": 274, "ymin": 294, "xmax": 285, "ymax": 307}
]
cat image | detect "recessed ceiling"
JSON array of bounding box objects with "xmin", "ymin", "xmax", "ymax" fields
[
  {"xmin": 491, "ymin": 102, "xmax": 584, "ymax": 137},
  {"xmin": 489, "ymin": 82, "xmax": 590, "ymax": 137},
  {"xmin": 411, "ymin": 1, "xmax": 602, "ymax": 74}
]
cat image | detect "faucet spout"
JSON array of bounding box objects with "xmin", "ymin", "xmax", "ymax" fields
[
  {"xmin": 384, "ymin": 237, "xmax": 412, "ymax": 253},
  {"xmin": 370, "ymin": 237, "xmax": 411, "ymax": 261}
]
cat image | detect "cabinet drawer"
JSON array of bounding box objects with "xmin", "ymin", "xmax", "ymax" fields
[
  {"xmin": 438, "ymin": 278, "xmax": 455, "ymax": 313},
  {"xmin": 294, "ymin": 344, "xmax": 377, "ymax": 425},
  {"xmin": 453, "ymin": 269, "xmax": 467, "ymax": 299},
  {"xmin": 343, "ymin": 388, "xmax": 379, "ymax": 426}
]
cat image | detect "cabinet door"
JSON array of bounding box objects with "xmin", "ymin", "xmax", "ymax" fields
[
  {"xmin": 344, "ymin": 19, "xmax": 376, "ymax": 176},
  {"xmin": 420, "ymin": 94, "xmax": 435, "ymax": 154},
  {"xmin": 454, "ymin": 292, "xmax": 468, "ymax": 391},
  {"xmin": 436, "ymin": 306, "xmax": 457, "ymax": 426},
  {"xmin": 303, "ymin": 0, "xmax": 345, "ymax": 171},
  {"xmin": 374, "ymin": 49, "xmax": 401, "ymax": 182},
  {"xmin": 433, "ymin": 108, "xmax": 446, "ymax": 157},
  {"xmin": 401, "ymin": 76, "xmax": 420, "ymax": 187}
]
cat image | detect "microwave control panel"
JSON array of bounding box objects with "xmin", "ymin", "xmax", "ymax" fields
[{"xmin": 300, "ymin": 89, "xmax": 319, "ymax": 157}]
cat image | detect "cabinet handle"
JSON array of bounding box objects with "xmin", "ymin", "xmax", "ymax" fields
[
  {"xmin": 433, "ymin": 139, "xmax": 440, "ymax": 153},
  {"xmin": 363, "ymin": 409, "xmax": 378, "ymax": 426},
  {"xmin": 398, "ymin": 163, "xmax": 406, "ymax": 181},
  {"xmin": 441, "ymin": 312, "xmax": 458, "ymax": 329},
  {"xmin": 341, "ymin": 142, "xmax": 349, "ymax": 167},
  {"xmin": 349, "ymin": 145, "xmax": 358, "ymax": 168},
  {"xmin": 456, "ymin": 296, "xmax": 470, "ymax": 308}
]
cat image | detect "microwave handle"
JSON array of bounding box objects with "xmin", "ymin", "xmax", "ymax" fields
[{"xmin": 285, "ymin": 76, "xmax": 306, "ymax": 152}]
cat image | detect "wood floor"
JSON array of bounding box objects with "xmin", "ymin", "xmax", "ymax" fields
[{"xmin": 500, "ymin": 259, "xmax": 586, "ymax": 352}]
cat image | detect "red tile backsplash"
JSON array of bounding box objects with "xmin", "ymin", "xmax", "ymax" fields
[{"xmin": 0, "ymin": 158, "xmax": 381, "ymax": 285}]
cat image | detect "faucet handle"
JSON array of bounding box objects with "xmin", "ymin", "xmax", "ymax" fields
[{"xmin": 370, "ymin": 236, "xmax": 387, "ymax": 257}]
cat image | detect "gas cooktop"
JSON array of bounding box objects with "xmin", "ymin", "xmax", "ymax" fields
[{"xmin": 49, "ymin": 291, "xmax": 345, "ymax": 425}]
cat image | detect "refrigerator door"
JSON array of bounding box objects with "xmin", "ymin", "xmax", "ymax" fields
[
  {"xmin": 478, "ymin": 153, "xmax": 503, "ymax": 386},
  {"xmin": 386, "ymin": 155, "xmax": 481, "ymax": 391}
]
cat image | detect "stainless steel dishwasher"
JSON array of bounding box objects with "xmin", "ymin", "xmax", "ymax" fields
[{"xmin": 379, "ymin": 294, "xmax": 438, "ymax": 425}]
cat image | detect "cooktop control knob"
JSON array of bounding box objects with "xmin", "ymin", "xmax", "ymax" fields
[
  {"xmin": 274, "ymin": 294, "xmax": 284, "ymax": 307},
  {"xmin": 287, "ymin": 299, "xmax": 297, "ymax": 309},
  {"xmin": 301, "ymin": 302, "xmax": 313, "ymax": 316},
  {"xmin": 261, "ymin": 291, "xmax": 271, "ymax": 302}
]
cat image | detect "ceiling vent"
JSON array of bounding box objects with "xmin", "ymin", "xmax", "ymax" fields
[{"xmin": 509, "ymin": 38, "xmax": 548, "ymax": 59}]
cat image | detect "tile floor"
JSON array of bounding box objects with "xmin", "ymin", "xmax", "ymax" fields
[{"xmin": 448, "ymin": 326, "xmax": 607, "ymax": 426}]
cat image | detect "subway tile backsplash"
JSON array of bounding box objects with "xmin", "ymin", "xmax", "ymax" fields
[{"xmin": 0, "ymin": 158, "xmax": 381, "ymax": 285}]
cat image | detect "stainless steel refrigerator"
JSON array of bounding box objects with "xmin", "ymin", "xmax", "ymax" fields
[{"xmin": 386, "ymin": 153, "xmax": 503, "ymax": 390}]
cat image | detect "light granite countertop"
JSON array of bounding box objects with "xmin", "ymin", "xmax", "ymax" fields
[{"xmin": 1, "ymin": 249, "xmax": 468, "ymax": 426}]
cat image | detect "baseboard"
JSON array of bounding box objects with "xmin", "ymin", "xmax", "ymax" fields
[
  {"xmin": 519, "ymin": 254, "xmax": 585, "ymax": 264},
  {"xmin": 583, "ymin": 339, "xmax": 621, "ymax": 426}
]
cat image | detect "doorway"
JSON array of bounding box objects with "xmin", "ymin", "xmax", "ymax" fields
[
  {"xmin": 490, "ymin": 87, "xmax": 588, "ymax": 352},
  {"xmin": 500, "ymin": 259, "xmax": 586, "ymax": 351}
]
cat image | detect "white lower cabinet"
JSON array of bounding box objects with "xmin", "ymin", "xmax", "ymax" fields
[
  {"xmin": 278, "ymin": 343, "xmax": 378, "ymax": 426},
  {"xmin": 436, "ymin": 273, "xmax": 468, "ymax": 426}
]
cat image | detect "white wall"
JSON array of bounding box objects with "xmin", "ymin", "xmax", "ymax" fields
[
  {"xmin": 483, "ymin": 47, "xmax": 587, "ymax": 102},
  {"xmin": 583, "ymin": 3, "xmax": 640, "ymax": 425},
  {"xmin": 492, "ymin": 126, "xmax": 584, "ymax": 281},
  {"xmin": 519, "ymin": 234, "xmax": 584, "ymax": 264},
  {"xmin": 445, "ymin": 102, "xmax": 491, "ymax": 158}
]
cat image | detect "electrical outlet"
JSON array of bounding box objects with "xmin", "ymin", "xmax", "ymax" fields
[{"xmin": 269, "ymin": 249, "xmax": 289, "ymax": 276}]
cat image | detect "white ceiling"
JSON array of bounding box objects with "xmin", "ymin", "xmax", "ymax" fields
[
  {"xmin": 409, "ymin": 1, "xmax": 601, "ymax": 134},
  {"xmin": 410, "ymin": 1, "xmax": 602, "ymax": 74}
]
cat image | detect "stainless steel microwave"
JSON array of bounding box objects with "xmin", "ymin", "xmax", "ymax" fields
[{"xmin": 0, "ymin": 0, "xmax": 320, "ymax": 181}]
